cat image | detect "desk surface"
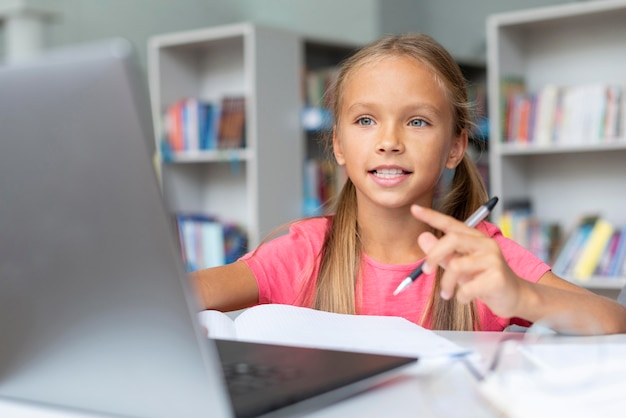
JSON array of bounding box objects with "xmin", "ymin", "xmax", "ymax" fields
[
  {"xmin": 2, "ymin": 331, "xmax": 625, "ymax": 418},
  {"xmin": 307, "ymin": 330, "xmax": 626, "ymax": 418}
]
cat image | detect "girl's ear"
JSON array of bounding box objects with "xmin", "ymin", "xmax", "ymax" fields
[
  {"xmin": 332, "ymin": 128, "xmax": 346, "ymax": 166},
  {"xmin": 445, "ymin": 130, "xmax": 468, "ymax": 169}
]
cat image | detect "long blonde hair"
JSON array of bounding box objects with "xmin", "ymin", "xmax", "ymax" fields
[{"xmin": 312, "ymin": 33, "xmax": 488, "ymax": 331}]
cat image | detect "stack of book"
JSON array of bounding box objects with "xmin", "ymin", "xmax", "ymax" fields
[
  {"xmin": 551, "ymin": 215, "xmax": 626, "ymax": 281},
  {"xmin": 500, "ymin": 80, "xmax": 624, "ymax": 146},
  {"xmin": 499, "ymin": 203, "xmax": 561, "ymax": 264},
  {"xmin": 161, "ymin": 95, "xmax": 246, "ymax": 159},
  {"xmin": 176, "ymin": 213, "xmax": 247, "ymax": 272}
]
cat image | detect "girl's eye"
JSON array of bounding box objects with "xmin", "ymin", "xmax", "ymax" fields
[
  {"xmin": 357, "ymin": 117, "xmax": 374, "ymax": 126},
  {"xmin": 409, "ymin": 118, "xmax": 428, "ymax": 127}
]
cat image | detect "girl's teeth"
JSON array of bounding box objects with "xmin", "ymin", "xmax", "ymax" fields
[{"xmin": 374, "ymin": 168, "xmax": 403, "ymax": 178}]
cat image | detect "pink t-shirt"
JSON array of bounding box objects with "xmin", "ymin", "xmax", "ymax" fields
[{"xmin": 240, "ymin": 217, "xmax": 551, "ymax": 331}]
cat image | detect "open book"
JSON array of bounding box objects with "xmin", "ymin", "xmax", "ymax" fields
[{"xmin": 198, "ymin": 304, "xmax": 469, "ymax": 363}]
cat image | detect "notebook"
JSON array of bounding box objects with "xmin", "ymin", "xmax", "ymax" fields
[{"xmin": 0, "ymin": 39, "xmax": 416, "ymax": 418}]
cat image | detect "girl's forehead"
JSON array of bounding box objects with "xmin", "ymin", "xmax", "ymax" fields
[
  {"xmin": 347, "ymin": 55, "xmax": 439, "ymax": 85},
  {"xmin": 344, "ymin": 55, "xmax": 447, "ymax": 97}
]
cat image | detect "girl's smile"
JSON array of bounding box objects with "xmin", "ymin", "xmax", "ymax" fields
[{"xmin": 368, "ymin": 165, "xmax": 412, "ymax": 187}]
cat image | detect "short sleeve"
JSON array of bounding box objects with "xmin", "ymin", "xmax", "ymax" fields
[{"xmin": 239, "ymin": 217, "xmax": 329, "ymax": 305}]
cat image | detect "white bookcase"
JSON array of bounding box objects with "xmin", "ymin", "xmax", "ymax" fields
[
  {"xmin": 487, "ymin": 1, "xmax": 626, "ymax": 291},
  {"xmin": 148, "ymin": 23, "xmax": 303, "ymax": 251}
]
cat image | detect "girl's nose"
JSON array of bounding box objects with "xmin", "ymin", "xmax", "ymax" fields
[{"xmin": 376, "ymin": 127, "xmax": 404, "ymax": 153}]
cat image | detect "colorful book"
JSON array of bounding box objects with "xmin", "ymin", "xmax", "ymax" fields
[
  {"xmin": 176, "ymin": 213, "xmax": 227, "ymax": 271},
  {"xmin": 572, "ymin": 218, "xmax": 615, "ymax": 281},
  {"xmin": 551, "ymin": 216, "xmax": 596, "ymax": 277}
]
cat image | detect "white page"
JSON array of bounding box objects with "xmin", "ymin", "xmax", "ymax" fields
[
  {"xmin": 197, "ymin": 310, "xmax": 238, "ymax": 340},
  {"xmin": 222, "ymin": 304, "xmax": 468, "ymax": 359}
]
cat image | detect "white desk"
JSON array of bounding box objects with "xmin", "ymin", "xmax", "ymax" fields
[
  {"xmin": 2, "ymin": 331, "xmax": 625, "ymax": 418},
  {"xmin": 306, "ymin": 330, "xmax": 626, "ymax": 418},
  {"xmin": 305, "ymin": 331, "xmax": 514, "ymax": 418}
]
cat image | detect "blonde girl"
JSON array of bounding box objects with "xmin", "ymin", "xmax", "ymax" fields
[{"xmin": 193, "ymin": 33, "xmax": 626, "ymax": 334}]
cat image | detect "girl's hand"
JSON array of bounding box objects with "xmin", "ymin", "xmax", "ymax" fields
[{"xmin": 411, "ymin": 204, "xmax": 525, "ymax": 318}]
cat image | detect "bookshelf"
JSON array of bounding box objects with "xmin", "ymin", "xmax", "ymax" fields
[
  {"xmin": 487, "ymin": 0, "xmax": 626, "ymax": 292},
  {"xmin": 301, "ymin": 39, "xmax": 358, "ymax": 216},
  {"xmin": 148, "ymin": 23, "xmax": 303, "ymax": 254},
  {"xmin": 459, "ymin": 61, "xmax": 489, "ymax": 193}
]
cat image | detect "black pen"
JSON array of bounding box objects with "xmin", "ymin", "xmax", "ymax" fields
[{"xmin": 393, "ymin": 196, "xmax": 499, "ymax": 296}]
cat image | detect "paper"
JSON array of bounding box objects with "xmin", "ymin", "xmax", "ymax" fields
[{"xmin": 198, "ymin": 304, "xmax": 468, "ymax": 361}]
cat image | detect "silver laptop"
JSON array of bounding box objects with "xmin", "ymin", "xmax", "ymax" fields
[{"xmin": 0, "ymin": 39, "xmax": 416, "ymax": 418}]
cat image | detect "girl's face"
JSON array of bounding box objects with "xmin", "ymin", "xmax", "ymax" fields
[{"xmin": 333, "ymin": 55, "xmax": 467, "ymax": 212}]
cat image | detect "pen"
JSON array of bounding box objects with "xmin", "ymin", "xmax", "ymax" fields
[{"xmin": 393, "ymin": 196, "xmax": 499, "ymax": 296}]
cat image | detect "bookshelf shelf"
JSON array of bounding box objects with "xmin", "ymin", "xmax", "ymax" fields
[
  {"xmin": 166, "ymin": 149, "xmax": 253, "ymax": 163},
  {"xmin": 499, "ymin": 140, "xmax": 626, "ymax": 156},
  {"xmin": 487, "ymin": 1, "xmax": 626, "ymax": 292},
  {"xmin": 148, "ymin": 23, "xmax": 303, "ymax": 253}
]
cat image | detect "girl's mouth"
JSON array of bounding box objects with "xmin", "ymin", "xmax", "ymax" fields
[{"xmin": 369, "ymin": 168, "xmax": 412, "ymax": 178}]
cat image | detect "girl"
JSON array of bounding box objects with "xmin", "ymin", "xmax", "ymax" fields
[{"xmin": 192, "ymin": 33, "xmax": 626, "ymax": 334}]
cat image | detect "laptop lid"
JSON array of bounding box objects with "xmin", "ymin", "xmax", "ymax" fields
[
  {"xmin": 0, "ymin": 39, "xmax": 415, "ymax": 418},
  {"xmin": 0, "ymin": 39, "xmax": 233, "ymax": 417}
]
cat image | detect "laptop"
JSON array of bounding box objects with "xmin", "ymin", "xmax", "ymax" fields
[{"xmin": 0, "ymin": 39, "xmax": 416, "ymax": 418}]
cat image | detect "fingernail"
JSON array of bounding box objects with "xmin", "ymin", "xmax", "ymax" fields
[
  {"xmin": 440, "ymin": 289, "xmax": 450, "ymax": 300},
  {"xmin": 412, "ymin": 204, "xmax": 423, "ymax": 211},
  {"xmin": 421, "ymin": 261, "xmax": 431, "ymax": 274}
]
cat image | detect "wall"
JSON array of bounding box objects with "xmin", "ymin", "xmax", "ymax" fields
[
  {"xmin": 405, "ymin": 0, "xmax": 580, "ymax": 63},
  {"xmin": 238, "ymin": 0, "xmax": 379, "ymax": 44},
  {"xmin": 31, "ymin": 0, "xmax": 581, "ymax": 70},
  {"xmin": 42, "ymin": 0, "xmax": 242, "ymax": 71}
]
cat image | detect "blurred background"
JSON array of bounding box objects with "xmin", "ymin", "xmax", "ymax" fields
[
  {"xmin": 0, "ymin": 0, "xmax": 577, "ymax": 68},
  {"xmin": 4, "ymin": 0, "xmax": 624, "ymax": 301}
]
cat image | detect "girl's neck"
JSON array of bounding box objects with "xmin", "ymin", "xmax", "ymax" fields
[{"xmin": 357, "ymin": 206, "xmax": 431, "ymax": 265}]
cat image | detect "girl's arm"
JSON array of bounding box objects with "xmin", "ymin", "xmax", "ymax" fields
[
  {"xmin": 411, "ymin": 204, "xmax": 626, "ymax": 335},
  {"xmin": 190, "ymin": 261, "xmax": 259, "ymax": 312},
  {"xmin": 515, "ymin": 271, "xmax": 626, "ymax": 334}
]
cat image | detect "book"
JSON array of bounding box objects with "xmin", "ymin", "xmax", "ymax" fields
[
  {"xmin": 532, "ymin": 84, "xmax": 560, "ymax": 145},
  {"xmin": 499, "ymin": 77, "xmax": 525, "ymax": 141},
  {"xmin": 608, "ymin": 227, "xmax": 626, "ymax": 277},
  {"xmin": 176, "ymin": 213, "xmax": 226, "ymax": 271},
  {"xmin": 595, "ymin": 229, "xmax": 621, "ymax": 277},
  {"xmin": 217, "ymin": 96, "xmax": 246, "ymax": 149},
  {"xmin": 551, "ymin": 216, "xmax": 597, "ymax": 277},
  {"xmin": 166, "ymin": 99, "xmax": 185, "ymax": 152},
  {"xmin": 199, "ymin": 304, "xmax": 469, "ymax": 365},
  {"xmin": 603, "ymin": 85, "xmax": 622, "ymax": 140},
  {"xmin": 571, "ymin": 217, "xmax": 615, "ymax": 281}
]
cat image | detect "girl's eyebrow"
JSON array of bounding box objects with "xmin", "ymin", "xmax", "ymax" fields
[{"xmin": 346, "ymin": 102, "xmax": 444, "ymax": 117}]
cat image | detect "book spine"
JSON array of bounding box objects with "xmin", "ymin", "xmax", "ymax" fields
[
  {"xmin": 572, "ymin": 218, "xmax": 615, "ymax": 281},
  {"xmin": 608, "ymin": 228, "xmax": 626, "ymax": 277},
  {"xmin": 595, "ymin": 230, "xmax": 621, "ymax": 277}
]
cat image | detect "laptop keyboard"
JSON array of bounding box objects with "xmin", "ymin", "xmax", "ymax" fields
[{"xmin": 222, "ymin": 362, "xmax": 302, "ymax": 395}]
